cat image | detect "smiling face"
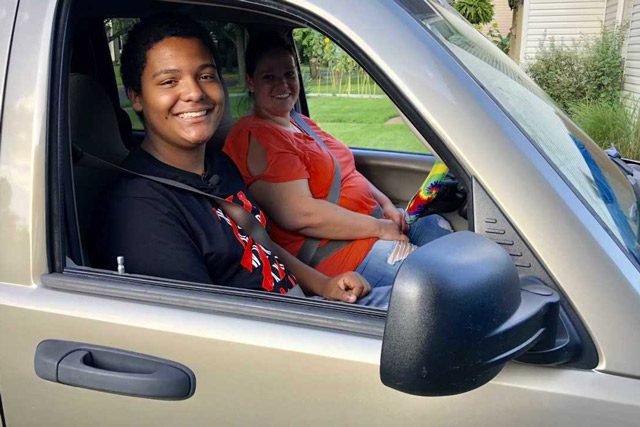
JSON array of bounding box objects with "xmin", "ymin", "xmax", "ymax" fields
[
  {"xmin": 129, "ymin": 37, "xmax": 224, "ymax": 155},
  {"xmin": 246, "ymin": 48, "xmax": 299, "ymax": 123}
]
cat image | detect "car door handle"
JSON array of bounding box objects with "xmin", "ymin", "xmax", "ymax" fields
[{"xmin": 34, "ymin": 340, "xmax": 196, "ymax": 400}]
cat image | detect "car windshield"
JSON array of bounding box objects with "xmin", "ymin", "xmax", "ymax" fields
[{"xmin": 397, "ymin": 0, "xmax": 640, "ymax": 262}]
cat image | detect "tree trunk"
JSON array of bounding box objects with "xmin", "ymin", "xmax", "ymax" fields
[
  {"xmin": 310, "ymin": 58, "xmax": 319, "ymax": 79},
  {"xmin": 235, "ymin": 30, "xmax": 246, "ymax": 88}
]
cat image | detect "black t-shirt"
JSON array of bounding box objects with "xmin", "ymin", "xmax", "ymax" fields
[{"xmin": 93, "ymin": 147, "xmax": 298, "ymax": 294}]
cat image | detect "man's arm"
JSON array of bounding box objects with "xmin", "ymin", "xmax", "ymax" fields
[{"xmin": 266, "ymin": 237, "xmax": 370, "ymax": 303}]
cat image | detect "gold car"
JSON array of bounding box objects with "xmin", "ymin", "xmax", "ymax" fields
[{"xmin": 0, "ymin": 0, "xmax": 639, "ymax": 425}]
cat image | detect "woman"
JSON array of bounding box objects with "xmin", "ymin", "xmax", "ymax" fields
[
  {"xmin": 224, "ymin": 32, "xmax": 451, "ymax": 289},
  {"xmin": 94, "ymin": 15, "xmax": 373, "ymax": 305}
]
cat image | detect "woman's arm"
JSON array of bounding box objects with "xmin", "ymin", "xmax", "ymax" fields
[
  {"xmin": 369, "ymin": 182, "xmax": 407, "ymax": 233},
  {"xmin": 250, "ymin": 178, "xmax": 406, "ymax": 241},
  {"xmin": 246, "ymin": 137, "xmax": 405, "ymax": 241}
]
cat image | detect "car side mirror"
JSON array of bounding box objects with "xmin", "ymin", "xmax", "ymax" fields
[{"xmin": 380, "ymin": 231, "xmax": 560, "ymax": 396}]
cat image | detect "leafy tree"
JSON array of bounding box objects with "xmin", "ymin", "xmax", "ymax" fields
[
  {"xmin": 104, "ymin": 18, "xmax": 138, "ymax": 64},
  {"xmin": 453, "ymin": 0, "xmax": 494, "ymax": 25},
  {"xmin": 105, "ymin": 18, "xmax": 137, "ymax": 42},
  {"xmin": 293, "ymin": 29, "xmax": 326, "ymax": 79}
]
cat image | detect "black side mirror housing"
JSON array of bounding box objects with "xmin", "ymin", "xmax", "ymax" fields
[{"xmin": 380, "ymin": 231, "xmax": 560, "ymax": 396}]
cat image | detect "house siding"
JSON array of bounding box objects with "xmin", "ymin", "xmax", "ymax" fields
[
  {"xmin": 493, "ymin": 0, "xmax": 514, "ymax": 35},
  {"xmin": 521, "ymin": 0, "xmax": 607, "ymax": 62},
  {"xmin": 605, "ymin": 0, "xmax": 620, "ymax": 27},
  {"xmin": 624, "ymin": 0, "xmax": 634, "ymax": 24},
  {"xmin": 623, "ymin": 1, "xmax": 640, "ymax": 99}
]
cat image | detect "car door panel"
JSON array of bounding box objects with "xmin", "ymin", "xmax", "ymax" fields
[
  {"xmin": 0, "ymin": 281, "xmax": 379, "ymax": 426},
  {"xmin": 352, "ymin": 148, "xmax": 437, "ymax": 205},
  {"xmin": 2, "ymin": 280, "xmax": 640, "ymax": 426}
]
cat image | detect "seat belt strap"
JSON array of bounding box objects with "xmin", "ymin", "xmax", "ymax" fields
[
  {"xmin": 307, "ymin": 204, "xmax": 384, "ymax": 267},
  {"xmin": 76, "ymin": 149, "xmax": 281, "ymax": 263},
  {"xmin": 290, "ymin": 111, "xmax": 343, "ymax": 265},
  {"xmin": 291, "ymin": 110, "xmax": 342, "ymax": 204},
  {"xmin": 290, "ymin": 111, "xmax": 385, "ymax": 266}
]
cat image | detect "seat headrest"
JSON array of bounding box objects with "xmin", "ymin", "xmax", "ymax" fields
[
  {"xmin": 208, "ymin": 73, "xmax": 235, "ymax": 152},
  {"xmin": 69, "ymin": 73, "xmax": 129, "ymax": 164}
]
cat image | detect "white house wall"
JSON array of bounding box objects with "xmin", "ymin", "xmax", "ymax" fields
[
  {"xmin": 623, "ymin": 1, "xmax": 640, "ymax": 100},
  {"xmin": 493, "ymin": 0, "xmax": 514, "ymax": 35},
  {"xmin": 605, "ymin": 0, "xmax": 620, "ymax": 27},
  {"xmin": 520, "ymin": 0, "xmax": 607, "ymax": 63}
]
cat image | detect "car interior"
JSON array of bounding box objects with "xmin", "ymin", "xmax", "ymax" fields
[{"xmin": 60, "ymin": 0, "xmax": 469, "ymax": 282}]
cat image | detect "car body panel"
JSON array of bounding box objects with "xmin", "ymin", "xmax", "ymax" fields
[
  {"xmin": 0, "ymin": 0, "xmax": 54, "ymax": 286},
  {"xmin": 0, "ymin": 0, "xmax": 19, "ymax": 115},
  {"xmin": 0, "ymin": 0, "xmax": 638, "ymax": 425},
  {"xmin": 1, "ymin": 283, "xmax": 639, "ymax": 426}
]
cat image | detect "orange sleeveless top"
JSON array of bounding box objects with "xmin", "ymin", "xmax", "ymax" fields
[{"xmin": 223, "ymin": 114, "xmax": 377, "ymax": 276}]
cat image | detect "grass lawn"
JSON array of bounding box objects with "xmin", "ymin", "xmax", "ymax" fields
[{"xmin": 307, "ymin": 97, "xmax": 427, "ymax": 153}]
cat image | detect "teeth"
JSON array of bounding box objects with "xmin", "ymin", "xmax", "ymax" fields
[
  {"xmin": 274, "ymin": 94, "xmax": 290, "ymax": 99},
  {"xmin": 178, "ymin": 110, "xmax": 207, "ymax": 119}
]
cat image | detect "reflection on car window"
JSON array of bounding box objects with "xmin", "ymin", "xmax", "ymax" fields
[
  {"xmin": 397, "ymin": 0, "xmax": 640, "ymax": 261},
  {"xmin": 293, "ymin": 28, "xmax": 428, "ymax": 154}
]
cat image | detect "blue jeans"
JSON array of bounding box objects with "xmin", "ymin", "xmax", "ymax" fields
[{"xmin": 355, "ymin": 214, "xmax": 452, "ymax": 308}]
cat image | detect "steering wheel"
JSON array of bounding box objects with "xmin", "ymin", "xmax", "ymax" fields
[{"xmin": 404, "ymin": 160, "xmax": 467, "ymax": 224}]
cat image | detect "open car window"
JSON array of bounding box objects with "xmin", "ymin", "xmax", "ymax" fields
[
  {"xmin": 293, "ymin": 28, "xmax": 429, "ymax": 154},
  {"xmin": 60, "ymin": 2, "xmax": 465, "ymax": 316}
]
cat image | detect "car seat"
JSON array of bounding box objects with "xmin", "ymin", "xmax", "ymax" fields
[
  {"xmin": 69, "ymin": 73, "xmax": 130, "ymax": 266},
  {"xmin": 68, "ymin": 72, "xmax": 234, "ymax": 267}
]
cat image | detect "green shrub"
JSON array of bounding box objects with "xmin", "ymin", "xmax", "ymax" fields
[
  {"xmin": 570, "ymin": 99, "xmax": 640, "ymax": 160},
  {"xmin": 581, "ymin": 28, "xmax": 625, "ymax": 104},
  {"xmin": 453, "ymin": 0, "xmax": 494, "ymax": 25},
  {"xmin": 485, "ymin": 23, "xmax": 511, "ymax": 54},
  {"xmin": 527, "ymin": 27, "xmax": 625, "ymax": 111},
  {"xmin": 527, "ymin": 41, "xmax": 584, "ymax": 111}
]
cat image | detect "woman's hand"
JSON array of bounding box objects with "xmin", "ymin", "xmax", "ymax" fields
[
  {"xmin": 322, "ymin": 272, "xmax": 371, "ymax": 303},
  {"xmin": 382, "ymin": 205, "xmax": 408, "ymax": 233},
  {"xmin": 377, "ymin": 218, "xmax": 409, "ymax": 242}
]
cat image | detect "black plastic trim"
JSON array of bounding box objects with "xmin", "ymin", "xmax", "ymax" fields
[
  {"xmin": 45, "ymin": 270, "xmax": 387, "ymax": 338},
  {"xmin": 48, "ymin": 0, "xmax": 75, "ymax": 273},
  {"xmin": 472, "ymin": 179, "xmax": 598, "ymax": 369},
  {"xmin": 0, "ymin": 386, "xmax": 6, "ymax": 427},
  {"xmin": 35, "ymin": 339, "xmax": 196, "ymax": 400}
]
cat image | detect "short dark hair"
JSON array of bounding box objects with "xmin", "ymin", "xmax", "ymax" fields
[
  {"xmin": 120, "ymin": 14, "xmax": 217, "ymax": 94},
  {"xmin": 245, "ymin": 31, "xmax": 296, "ymax": 77}
]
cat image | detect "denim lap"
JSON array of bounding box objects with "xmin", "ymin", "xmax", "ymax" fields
[
  {"xmin": 355, "ymin": 214, "xmax": 452, "ymax": 308},
  {"xmin": 407, "ymin": 214, "xmax": 452, "ymax": 246}
]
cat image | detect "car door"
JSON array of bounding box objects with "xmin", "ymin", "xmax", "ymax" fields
[
  {"xmin": 1, "ymin": 1, "xmax": 640, "ymax": 426},
  {"xmin": 0, "ymin": 2, "xmax": 386, "ymax": 425},
  {"xmin": 0, "ymin": 0, "xmax": 20, "ymax": 423}
]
